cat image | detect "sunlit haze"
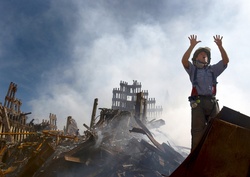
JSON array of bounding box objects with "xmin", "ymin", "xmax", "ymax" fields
[{"xmin": 1, "ymin": 0, "xmax": 250, "ymax": 148}]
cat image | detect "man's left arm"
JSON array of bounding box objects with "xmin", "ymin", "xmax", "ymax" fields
[{"xmin": 213, "ymin": 35, "xmax": 229, "ymax": 65}]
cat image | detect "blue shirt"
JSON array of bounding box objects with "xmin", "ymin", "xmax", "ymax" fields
[{"xmin": 185, "ymin": 60, "xmax": 227, "ymax": 95}]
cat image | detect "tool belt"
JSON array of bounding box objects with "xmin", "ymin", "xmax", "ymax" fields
[
  {"xmin": 188, "ymin": 95, "xmax": 216, "ymax": 108},
  {"xmin": 197, "ymin": 95, "xmax": 216, "ymax": 99}
]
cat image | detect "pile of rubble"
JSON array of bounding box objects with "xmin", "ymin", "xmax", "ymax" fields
[
  {"xmin": 0, "ymin": 82, "xmax": 186, "ymax": 177},
  {"xmin": 1, "ymin": 108, "xmax": 185, "ymax": 177},
  {"xmin": 33, "ymin": 109, "xmax": 185, "ymax": 177}
]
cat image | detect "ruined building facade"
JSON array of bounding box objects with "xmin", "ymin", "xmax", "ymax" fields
[
  {"xmin": 112, "ymin": 80, "xmax": 163, "ymax": 119},
  {"xmin": 0, "ymin": 82, "xmax": 31, "ymax": 142},
  {"xmin": 0, "ymin": 82, "xmax": 57, "ymax": 143}
]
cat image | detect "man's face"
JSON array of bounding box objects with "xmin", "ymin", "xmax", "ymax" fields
[{"xmin": 196, "ymin": 51, "xmax": 208, "ymax": 64}]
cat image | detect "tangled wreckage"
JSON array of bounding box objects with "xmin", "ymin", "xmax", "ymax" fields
[
  {"xmin": 0, "ymin": 81, "xmax": 250, "ymax": 177},
  {"xmin": 0, "ymin": 81, "xmax": 185, "ymax": 177}
]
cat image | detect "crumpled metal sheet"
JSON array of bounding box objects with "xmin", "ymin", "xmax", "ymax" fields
[{"xmin": 170, "ymin": 106, "xmax": 250, "ymax": 177}]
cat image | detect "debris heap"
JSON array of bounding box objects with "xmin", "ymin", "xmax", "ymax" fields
[
  {"xmin": 34, "ymin": 108, "xmax": 184, "ymax": 177},
  {"xmin": 0, "ymin": 82, "xmax": 186, "ymax": 177}
]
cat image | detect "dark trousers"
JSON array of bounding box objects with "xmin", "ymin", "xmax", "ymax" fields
[{"xmin": 191, "ymin": 96, "xmax": 219, "ymax": 151}]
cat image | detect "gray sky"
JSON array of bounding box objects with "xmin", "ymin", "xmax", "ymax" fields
[{"xmin": 1, "ymin": 0, "xmax": 250, "ymax": 148}]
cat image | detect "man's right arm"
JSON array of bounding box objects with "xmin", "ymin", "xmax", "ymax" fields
[
  {"xmin": 182, "ymin": 35, "xmax": 201, "ymax": 69},
  {"xmin": 182, "ymin": 45, "xmax": 195, "ymax": 69}
]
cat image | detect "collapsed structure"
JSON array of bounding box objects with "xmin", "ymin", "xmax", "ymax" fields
[
  {"xmin": 112, "ymin": 80, "xmax": 163, "ymax": 119},
  {"xmin": 0, "ymin": 82, "xmax": 32, "ymax": 143},
  {"xmin": 34, "ymin": 101, "xmax": 184, "ymax": 177},
  {"xmin": 0, "ymin": 81, "xmax": 185, "ymax": 177}
]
